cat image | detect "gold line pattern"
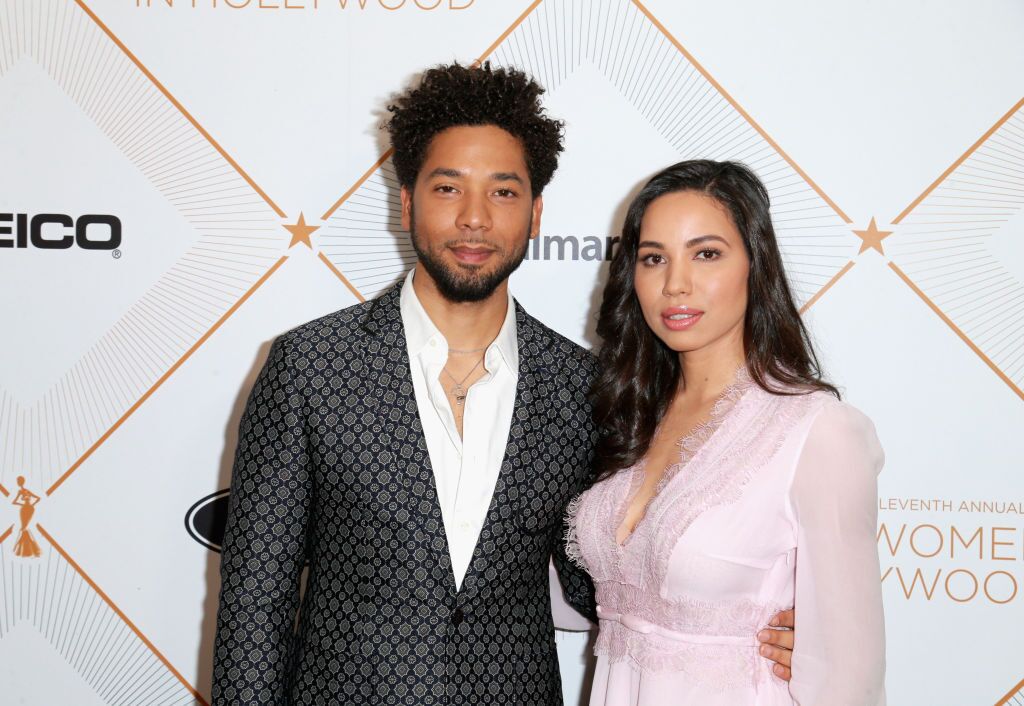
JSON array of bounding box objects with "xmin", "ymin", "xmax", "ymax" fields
[
  {"xmin": 47, "ymin": 256, "xmax": 290, "ymax": 495},
  {"xmin": 799, "ymin": 260, "xmax": 856, "ymax": 314},
  {"xmin": 319, "ymin": 0, "xmax": 857, "ymax": 306},
  {"xmin": 0, "ymin": 0, "xmax": 293, "ymax": 494},
  {"xmin": 0, "ymin": 531, "xmax": 206, "ymax": 704},
  {"xmin": 75, "ymin": 0, "xmax": 285, "ymax": 219},
  {"xmin": 887, "ymin": 99, "xmax": 1024, "ymax": 399},
  {"xmin": 318, "ymin": 161, "xmax": 414, "ymax": 298},
  {"xmin": 888, "ymin": 263, "xmax": 1023, "ymax": 400},
  {"xmin": 995, "ymin": 677, "xmax": 1024, "ymax": 706},
  {"xmin": 893, "ymin": 97, "xmax": 1024, "ymax": 225},
  {"xmin": 0, "ymin": 2, "xmax": 314, "ymax": 700},
  {"xmin": 1, "ymin": 0, "xmax": 1019, "ymax": 703},
  {"xmin": 321, "ymin": 150, "xmax": 394, "ymax": 222},
  {"xmin": 631, "ymin": 0, "xmax": 852, "ymax": 224}
]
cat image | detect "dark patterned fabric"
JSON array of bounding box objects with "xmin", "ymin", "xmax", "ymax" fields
[{"xmin": 213, "ymin": 282, "xmax": 598, "ymax": 705}]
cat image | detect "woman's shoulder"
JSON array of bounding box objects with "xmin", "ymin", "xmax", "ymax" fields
[
  {"xmin": 805, "ymin": 394, "xmax": 876, "ymax": 436},
  {"xmin": 745, "ymin": 379, "xmax": 880, "ymax": 449},
  {"xmin": 791, "ymin": 394, "xmax": 884, "ymax": 474},
  {"xmin": 742, "ymin": 375, "xmax": 834, "ymax": 418}
]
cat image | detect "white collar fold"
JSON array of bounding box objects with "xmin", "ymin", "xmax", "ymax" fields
[{"xmin": 399, "ymin": 268, "xmax": 519, "ymax": 373}]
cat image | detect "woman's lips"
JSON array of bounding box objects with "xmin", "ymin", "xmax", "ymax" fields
[
  {"xmin": 450, "ymin": 246, "xmax": 496, "ymax": 265},
  {"xmin": 660, "ymin": 307, "xmax": 704, "ymax": 331}
]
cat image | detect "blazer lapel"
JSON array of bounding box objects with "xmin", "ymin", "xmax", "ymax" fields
[
  {"xmin": 458, "ymin": 304, "xmax": 556, "ymax": 598},
  {"xmin": 361, "ymin": 283, "xmax": 457, "ymax": 595}
]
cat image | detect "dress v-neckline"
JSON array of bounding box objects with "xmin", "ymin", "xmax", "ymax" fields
[{"xmin": 613, "ymin": 368, "xmax": 753, "ymax": 548}]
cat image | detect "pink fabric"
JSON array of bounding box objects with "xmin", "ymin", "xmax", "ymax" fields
[{"xmin": 568, "ymin": 373, "xmax": 886, "ymax": 705}]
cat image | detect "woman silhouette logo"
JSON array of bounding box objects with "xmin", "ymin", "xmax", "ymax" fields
[{"xmin": 12, "ymin": 476, "xmax": 42, "ymax": 558}]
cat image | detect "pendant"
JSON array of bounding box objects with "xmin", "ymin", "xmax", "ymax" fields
[{"xmin": 453, "ymin": 384, "xmax": 466, "ymax": 406}]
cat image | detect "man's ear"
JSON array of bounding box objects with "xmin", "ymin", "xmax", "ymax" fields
[
  {"xmin": 530, "ymin": 195, "xmax": 543, "ymax": 240},
  {"xmin": 400, "ymin": 186, "xmax": 413, "ymax": 231}
]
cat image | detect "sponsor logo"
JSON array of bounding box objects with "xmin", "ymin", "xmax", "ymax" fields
[
  {"xmin": 525, "ymin": 235, "xmax": 621, "ymax": 262},
  {"xmin": 184, "ymin": 489, "xmax": 230, "ymax": 552},
  {"xmin": 0, "ymin": 213, "xmax": 122, "ymax": 251}
]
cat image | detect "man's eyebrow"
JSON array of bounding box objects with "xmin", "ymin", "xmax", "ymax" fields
[
  {"xmin": 427, "ymin": 167, "xmax": 462, "ymax": 179},
  {"xmin": 425, "ymin": 168, "xmax": 524, "ymax": 185},
  {"xmin": 491, "ymin": 172, "xmax": 524, "ymax": 184}
]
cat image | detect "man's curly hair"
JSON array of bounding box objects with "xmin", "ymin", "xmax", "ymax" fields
[{"xmin": 386, "ymin": 62, "xmax": 564, "ymax": 197}]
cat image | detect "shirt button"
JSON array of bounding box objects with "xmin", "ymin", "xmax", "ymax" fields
[{"xmin": 452, "ymin": 608, "xmax": 465, "ymax": 626}]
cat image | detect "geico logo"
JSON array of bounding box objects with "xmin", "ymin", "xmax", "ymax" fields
[{"xmin": 0, "ymin": 213, "xmax": 122, "ymax": 250}]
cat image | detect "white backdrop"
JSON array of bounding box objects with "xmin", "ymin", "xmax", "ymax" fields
[{"xmin": 1, "ymin": 1, "xmax": 1023, "ymax": 705}]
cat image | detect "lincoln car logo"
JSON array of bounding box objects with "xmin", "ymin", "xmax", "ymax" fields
[{"xmin": 184, "ymin": 489, "xmax": 230, "ymax": 552}]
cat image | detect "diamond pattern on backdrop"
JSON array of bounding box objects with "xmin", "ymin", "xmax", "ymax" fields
[
  {"xmin": 888, "ymin": 98, "xmax": 1024, "ymax": 401},
  {"xmin": 0, "ymin": 0, "xmax": 290, "ymax": 495},
  {"xmin": 0, "ymin": 538, "xmax": 201, "ymax": 705},
  {"xmin": 320, "ymin": 0, "xmax": 859, "ymax": 309}
]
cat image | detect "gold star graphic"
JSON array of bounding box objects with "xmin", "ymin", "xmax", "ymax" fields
[
  {"xmin": 284, "ymin": 212, "xmax": 320, "ymax": 250},
  {"xmin": 852, "ymin": 217, "xmax": 894, "ymax": 256}
]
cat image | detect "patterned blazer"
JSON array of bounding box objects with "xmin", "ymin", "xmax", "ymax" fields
[{"xmin": 212, "ymin": 282, "xmax": 598, "ymax": 705}]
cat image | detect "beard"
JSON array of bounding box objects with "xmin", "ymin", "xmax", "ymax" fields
[{"xmin": 408, "ymin": 207, "xmax": 532, "ymax": 303}]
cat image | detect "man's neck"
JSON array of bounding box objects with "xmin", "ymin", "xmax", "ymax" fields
[{"xmin": 412, "ymin": 268, "xmax": 510, "ymax": 350}]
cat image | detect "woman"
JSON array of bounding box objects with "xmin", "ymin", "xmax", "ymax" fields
[
  {"xmin": 568, "ymin": 160, "xmax": 885, "ymax": 705},
  {"xmin": 12, "ymin": 476, "xmax": 42, "ymax": 558}
]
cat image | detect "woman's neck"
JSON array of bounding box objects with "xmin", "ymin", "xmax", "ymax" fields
[{"xmin": 678, "ymin": 335, "xmax": 745, "ymax": 404}]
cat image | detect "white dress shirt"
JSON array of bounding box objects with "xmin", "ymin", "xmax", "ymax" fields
[{"xmin": 399, "ymin": 268, "xmax": 519, "ymax": 590}]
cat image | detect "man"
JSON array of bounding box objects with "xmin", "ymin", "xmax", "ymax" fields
[{"xmin": 212, "ymin": 63, "xmax": 794, "ymax": 705}]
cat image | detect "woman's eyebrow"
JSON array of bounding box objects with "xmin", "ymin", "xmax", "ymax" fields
[{"xmin": 685, "ymin": 234, "xmax": 728, "ymax": 248}]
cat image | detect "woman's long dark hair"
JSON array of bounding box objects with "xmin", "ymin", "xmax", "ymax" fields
[{"xmin": 590, "ymin": 160, "xmax": 838, "ymax": 482}]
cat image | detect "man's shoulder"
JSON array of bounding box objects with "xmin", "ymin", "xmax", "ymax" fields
[
  {"xmin": 520, "ymin": 309, "xmax": 598, "ymax": 377},
  {"xmin": 279, "ymin": 298, "xmax": 376, "ymax": 349}
]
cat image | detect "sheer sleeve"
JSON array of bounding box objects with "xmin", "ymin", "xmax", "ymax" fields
[{"xmin": 788, "ymin": 401, "xmax": 886, "ymax": 706}]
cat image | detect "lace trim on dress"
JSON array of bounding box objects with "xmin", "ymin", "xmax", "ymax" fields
[
  {"xmin": 563, "ymin": 493, "xmax": 587, "ymax": 570},
  {"xmin": 570, "ymin": 371, "xmax": 828, "ymax": 678},
  {"xmin": 616, "ymin": 368, "xmax": 754, "ymax": 583},
  {"xmin": 566, "ymin": 460, "xmax": 636, "ymax": 583},
  {"xmin": 568, "ymin": 368, "xmax": 757, "ymax": 587},
  {"xmin": 594, "ymin": 621, "xmax": 766, "ymax": 688},
  {"xmin": 643, "ymin": 386, "xmax": 818, "ymax": 590},
  {"xmin": 595, "ymin": 582, "xmax": 787, "ymax": 638},
  {"xmin": 662, "ymin": 367, "xmax": 753, "ymax": 491}
]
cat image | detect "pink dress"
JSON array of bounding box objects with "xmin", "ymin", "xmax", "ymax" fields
[{"xmin": 567, "ymin": 373, "xmax": 886, "ymax": 705}]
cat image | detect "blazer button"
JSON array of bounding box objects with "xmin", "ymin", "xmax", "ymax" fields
[{"xmin": 451, "ymin": 608, "xmax": 465, "ymax": 626}]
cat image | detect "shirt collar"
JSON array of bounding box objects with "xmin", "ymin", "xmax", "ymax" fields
[{"xmin": 399, "ymin": 268, "xmax": 519, "ymax": 371}]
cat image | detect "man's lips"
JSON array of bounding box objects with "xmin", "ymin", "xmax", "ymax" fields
[
  {"xmin": 449, "ymin": 245, "xmax": 496, "ymax": 265},
  {"xmin": 660, "ymin": 306, "xmax": 704, "ymax": 331}
]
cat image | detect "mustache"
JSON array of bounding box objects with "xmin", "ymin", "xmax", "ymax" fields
[{"xmin": 442, "ymin": 238, "xmax": 503, "ymax": 251}]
